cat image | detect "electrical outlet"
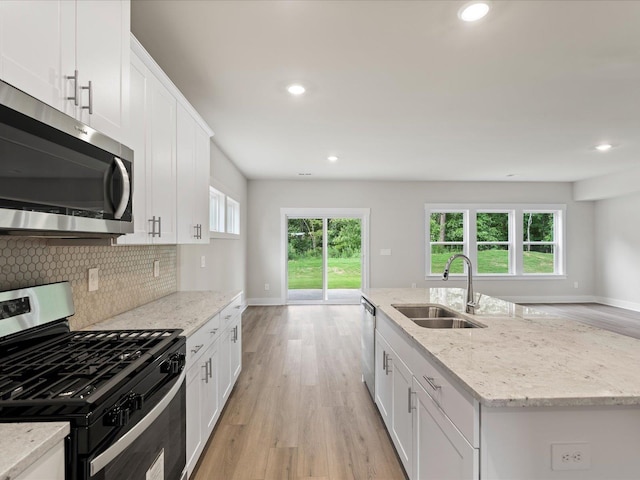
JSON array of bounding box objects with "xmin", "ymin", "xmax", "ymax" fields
[
  {"xmin": 88, "ymin": 268, "xmax": 99, "ymax": 292},
  {"xmin": 200, "ymin": 256, "xmax": 206, "ymax": 268},
  {"xmin": 264, "ymin": 283, "xmax": 270, "ymax": 291},
  {"xmin": 153, "ymin": 260, "xmax": 160, "ymax": 278},
  {"xmin": 574, "ymin": 281, "xmax": 579, "ymax": 289},
  {"xmin": 411, "ymin": 283, "xmax": 417, "ymax": 288},
  {"xmin": 380, "ymin": 249, "xmax": 392, "ymax": 256},
  {"xmin": 551, "ymin": 443, "xmax": 591, "ymax": 471}
]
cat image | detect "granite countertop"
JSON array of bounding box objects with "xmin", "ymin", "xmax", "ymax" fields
[
  {"xmin": 363, "ymin": 287, "xmax": 640, "ymax": 408},
  {"xmin": 0, "ymin": 422, "xmax": 69, "ymax": 480},
  {"xmin": 83, "ymin": 290, "xmax": 242, "ymax": 336}
]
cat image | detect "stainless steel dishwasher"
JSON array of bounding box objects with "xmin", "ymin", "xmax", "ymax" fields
[{"xmin": 361, "ymin": 296, "xmax": 376, "ymax": 400}]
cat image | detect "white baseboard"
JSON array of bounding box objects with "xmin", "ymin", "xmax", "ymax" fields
[
  {"xmin": 247, "ymin": 297, "xmax": 284, "ymax": 306},
  {"xmin": 497, "ymin": 295, "xmax": 597, "ymax": 304},
  {"xmin": 594, "ymin": 296, "xmax": 640, "ymax": 313}
]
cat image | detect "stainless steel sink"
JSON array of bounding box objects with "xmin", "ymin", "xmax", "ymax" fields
[{"xmin": 391, "ymin": 304, "xmax": 486, "ymax": 329}]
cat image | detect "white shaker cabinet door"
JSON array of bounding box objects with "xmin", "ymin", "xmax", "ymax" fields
[
  {"xmin": 75, "ymin": 0, "xmax": 129, "ymax": 143},
  {"xmin": 185, "ymin": 359, "xmax": 205, "ymax": 478},
  {"xmin": 230, "ymin": 316, "xmax": 242, "ymax": 383},
  {"xmin": 375, "ymin": 332, "xmax": 393, "ymax": 430},
  {"xmin": 0, "ymin": 0, "xmax": 75, "ymax": 114},
  {"xmin": 193, "ymin": 124, "xmax": 211, "ymax": 243},
  {"xmin": 391, "ymin": 350, "xmax": 414, "ymax": 479},
  {"xmin": 146, "ymin": 74, "xmax": 177, "ymax": 244},
  {"xmin": 413, "ymin": 378, "xmax": 478, "ymax": 480},
  {"xmin": 176, "ymin": 104, "xmax": 198, "ymax": 244}
]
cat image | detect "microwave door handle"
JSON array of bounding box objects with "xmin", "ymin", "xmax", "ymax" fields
[
  {"xmin": 89, "ymin": 370, "xmax": 186, "ymax": 476},
  {"xmin": 112, "ymin": 157, "xmax": 130, "ymax": 220}
]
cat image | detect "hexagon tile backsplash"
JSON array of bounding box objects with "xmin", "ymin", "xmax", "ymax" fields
[{"xmin": 0, "ymin": 237, "xmax": 177, "ymax": 330}]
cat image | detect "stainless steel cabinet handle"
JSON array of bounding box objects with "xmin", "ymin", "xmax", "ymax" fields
[
  {"xmin": 225, "ymin": 315, "xmax": 232, "ymax": 320},
  {"xmin": 149, "ymin": 216, "xmax": 162, "ymax": 237},
  {"xmin": 66, "ymin": 70, "xmax": 79, "ymax": 106},
  {"xmin": 190, "ymin": 344, "xmax": 203, "ymax": 354},
  {"xmin": 234, "ymin": 305, "xmax": 241, "ymax": 309},
  {"xmin": 194, "ymin": 224, "xmax": 202, "ymax": 239},
  {"xmin": 112, "ymin": 157, "xmax": 130, "ymax": 220},
  {"xmin": 385, "ymin": 354, "xmax": 391, "ymax": 375},
  {"xmin": 207, "ymin": 357, "xmax": 212, "ymax": 379},
  {"xmin": 202, "ymin": 363, "xmax": 208, "ymax": 383},
  {"xmin": 232, "ymin": 325, "xmax": 238, "ymax": 343},
  {"xmin": 209, "ymin": 328, "xmax": 218, "ymax": 335},
  {"xmin": 423, "ymin": 375, "xmax": 441, "ymax": 391},
  {"xmin": 81, "ymin": 80, "xmax": 93, "ymax": 114},
  {"xmin": 408, "ymin": 387, "xmax": 413, "ymax": 413},
  {"xmin": 382, "ymin": 350, "xmax": 387, "ymax": 371}
]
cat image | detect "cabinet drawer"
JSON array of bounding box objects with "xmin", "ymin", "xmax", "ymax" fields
[
  {"xmin": 414, "ymin": 352, "xmax": 476, "ymax": 446},
  {"xmin": 220, "ymin": 295, "xmax": 242, "ymax": 327},
  {"xmin": 186, "ymin": 313, "xmax": 220, "ymax": 366}
]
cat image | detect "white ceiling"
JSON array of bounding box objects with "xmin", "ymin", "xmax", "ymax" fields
[{"xmin": 131, "ymin": 0, "xmax": 640, "ymax": 182}]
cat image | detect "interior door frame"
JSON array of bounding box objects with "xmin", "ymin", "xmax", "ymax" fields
[{"xmin": 280, "ymin": 207, "xmax": 370, "ymax": 304}]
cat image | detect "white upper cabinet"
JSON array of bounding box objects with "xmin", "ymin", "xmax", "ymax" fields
[
  {"xmin": 75, "ymin": 0, "xmax": 130, "ymax": 143},
  {"xmin": 177, "ymin": 104, "xmax": 211, "ymax": 244},
  {"xmin": 0, "ymin": 0, "xmax": 129, "ymax": 143},
  {"xmin": 0, "ymin": 1, "xmax": 75, "ymax": 113}
]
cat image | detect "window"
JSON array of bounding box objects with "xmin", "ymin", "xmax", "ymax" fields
[
  {"xmin": 425, "ymin": 204, "xmax": 565, "ymax": 278},
  {"xmin": 209, "ymin": 187, "xmax": 225, "ymax": 232},
  {"xmin": 210, "ymin": 186, "xmax": 241, "ymax": 236},
  {"xmin": 523, "ymin": 211, "xmax": 559, "ymax": 274},
  {"xmin": 226, "ymin": 197, "xmax": 240, "ymax": 235},
  {"xmin": 429, "ymin": 211, "xmax": 466, "ymax": 274}
]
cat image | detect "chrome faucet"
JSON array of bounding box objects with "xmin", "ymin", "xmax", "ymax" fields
[{"xmin": 442, "ymin": 254, "xmax": 478, "ymax": 314}]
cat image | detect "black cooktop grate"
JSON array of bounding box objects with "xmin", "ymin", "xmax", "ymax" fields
[{"xmin": 0, "ymin": 329, "xmax": 180, "ymax": 405}]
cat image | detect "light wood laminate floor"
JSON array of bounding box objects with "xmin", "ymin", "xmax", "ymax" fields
[{"xmin": 192, "ymin": 305, "xmax": 406, "ymax": 480}]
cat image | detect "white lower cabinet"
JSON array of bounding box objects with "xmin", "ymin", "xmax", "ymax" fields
[
  {"xmin": 185, "ymin": 295, "xmax": 243, "ymax": 478},
  {"xmin": 375, "ymin": 311, "xmax": 479, "ymax": 480},
  {"xmin": 413, "ymin": 378, "xmax": 478, "ymax": 480},
  {"xmin": 391, "ymin": 348, "xmax": 414, "ymax": 478}
]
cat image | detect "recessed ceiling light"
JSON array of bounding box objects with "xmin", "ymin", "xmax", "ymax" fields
[
  {"xmin": 287, "ymin": 84, "xmax": 306, "ymax": 96},
  {"xmin": 595, "ymin": 143, "xmax": 613, "ymax": 152},
  {"xmin": 328, "ymin": 156, "xmax": 338, "ymax": 162},
  {"xmin": 458, "ymin": 2, "xmax": 490, "ymax": 22}
]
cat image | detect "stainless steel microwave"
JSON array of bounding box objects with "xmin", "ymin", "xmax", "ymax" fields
[{"xmin": 0, "ymin": 79, "xmax": 133, "ymax": 237}]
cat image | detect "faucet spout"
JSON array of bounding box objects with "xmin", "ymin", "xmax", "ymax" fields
[{"xmin": 441, "ymin": 254, "xmax": 477, "ymax": 314}]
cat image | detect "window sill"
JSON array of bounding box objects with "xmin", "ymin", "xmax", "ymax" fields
[
  {"xmin": 426, "ymin": 274, "xmax": 567, "ymax": 281},
  {"xmin": 209, "ymin": 231, "xmax": 240, "ymax": 240}
]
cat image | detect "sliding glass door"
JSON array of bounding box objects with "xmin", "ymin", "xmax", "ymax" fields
[{"xmin": 286, "ymin": 212, "xmax": 366, "ymax": 304}]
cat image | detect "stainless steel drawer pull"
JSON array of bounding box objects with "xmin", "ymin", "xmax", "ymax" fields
[
  {"xmin": 202, "ymin": 363, "xmax": 208, "ymax": 383},
  {"xmin": 191, "ymin": 344, "xmax": 203, "ymax": 354},
  {"xmin": 234, "ymin": 305, "xmax": 241, "ymax": 309},
  {"xmin": 209, "ymin": 328, "xmax": 218, "ymax": 335},
  {"xmin": 207, "ymin": 358, "xmax": 212, "ymax": 379},
  {"xmin": 382, "ymin": 350, "xmax": 387, "ymax": 371},
  {"xmin": 423, "ymin": 375, "xmax": 441, "ymax": 391},
  {"xmin": 385, "ymin": 354, "xmax": 391, "ymax": 375},
  {"xmin": 81, "ymin": 80, "xmax": 93, "ymax": 114},
  {"xmin": 408, "ymin": 387, "xmax": 414, "ymax": 413},
  {"xmin": 225, "ymin": 315, "xmax": 232, "ymax": 320},
  {"xmin": 66, "ymin": 70, "xmax": 79, "ymax": 106}
]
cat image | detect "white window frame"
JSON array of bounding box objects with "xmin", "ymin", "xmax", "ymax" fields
[
  {"xmin": 226, "ymin": 196, "xmax": 240, "ymax": 235},
  {"xmin": 209, "ymin": 186, "xmax": 226, "ymax": 233},
  {"xmin": 425, "ymin": 204, "xmax": 566, "ymax": 279}
]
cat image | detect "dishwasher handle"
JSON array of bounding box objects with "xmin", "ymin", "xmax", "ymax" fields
[{"xmin": 361, "ymin": 298, "xmax": 376, "ymax": 316}]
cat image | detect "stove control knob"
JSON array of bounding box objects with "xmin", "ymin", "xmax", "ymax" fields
[
  {"xmin": 106, "ymin": 406, "xmax": 130, "ymax": 427},
  {"xmin": 128, "ymin": 393, "xmax": 144, "ymax": 411},
  {"xmin": 161, "ymin": 353, "xmax": 186, "ymax": 374}
]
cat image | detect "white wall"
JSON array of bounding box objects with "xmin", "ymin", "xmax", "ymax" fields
[
  {"xmin": 247, "ymin": 180, "xmax": 595, "ymax": 304},
  {"xmin": 594, "ymin": 190, "xmax": 640, "ymax": 311},
  {"xmin": 178, "ymin": 141, "xmax": 247, "ymax": 295}
]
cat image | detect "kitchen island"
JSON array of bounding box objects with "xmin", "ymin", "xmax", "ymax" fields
[{"xmin": 363, "ymin": 288, "xmax": 640, "ymax": 480}]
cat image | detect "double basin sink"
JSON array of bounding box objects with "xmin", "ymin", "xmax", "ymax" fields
[{"xmin": 392, "ymin": 304, "xmax": 486, "ymax": 329}]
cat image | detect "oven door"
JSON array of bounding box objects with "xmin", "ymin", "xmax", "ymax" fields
[{"xmin": 87, "ymin": 371, "xmax": 186, "ymax": 480}]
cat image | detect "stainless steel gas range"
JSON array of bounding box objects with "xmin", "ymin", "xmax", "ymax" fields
[{"xmin": 0, "ymin": 282, "xmax": 186, "ymax": 480}]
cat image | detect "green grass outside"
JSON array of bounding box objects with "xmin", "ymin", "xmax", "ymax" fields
[
  {"xmin": 288, "ymin": 250, "xmax": 555, "ymax": 290},
  {"xmin": 431, "ymin": 250, "xmax": 554, "ymax": 274},
  {"xmin": 288, "ymin": 256, "xmax": 361, "ymax": 289}
]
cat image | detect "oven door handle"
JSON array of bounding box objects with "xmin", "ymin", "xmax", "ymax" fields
[{"xmin": 89, "ymin": 370, "xmax": 185, "ymax": 477}]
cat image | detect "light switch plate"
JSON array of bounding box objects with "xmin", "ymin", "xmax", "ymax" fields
[
  {"xmin": 201, "ymin": 256, "xmax": 206, "ymax": 268},
  {"xmin": 88, "ymin": 268, "xmax": 99, "ymax": 292},
  {"xmin": 153, "ymin": 260, "xmax": 160, "ymax": 278},
  {"xmin": 380, "ymin": 249, "xmax": 392, "ymax": 256}
]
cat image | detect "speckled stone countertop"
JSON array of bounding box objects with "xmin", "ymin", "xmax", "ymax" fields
[
  {"xmin": 83, "ymin": 290, "xmax": 242, "ymax": 336},
  {"xmin": 0, "ymin": 422, "xmax": 69, "ymax": 480},
  {"xmin": 363, "ymin": 287, "xmax": 640, "ymax": 408}
]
